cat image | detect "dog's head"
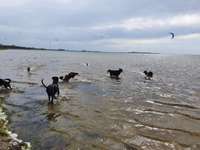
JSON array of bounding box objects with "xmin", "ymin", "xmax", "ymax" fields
[
  {"xmin": 143, "ymin": 70, "xmax": 148, "ymax": 75},
  {"xmin": 4, "ymin": 79, "xmax": 11, "ymax": 83},
  {"xmin": 119, "ymin": 68, "xmax": 123, "ymax": 73},
  {"xmin": 52, "ymin": 76, "xmax": 59, "ymax": 84},
  {"xmin": 59, "ymin": 76, "xmax": 64, "ymax": 80},
  {"xmin": 68, "ymin": 72, "xmax": 79, "ymax": 78},
  {"xmin": 107, "ymin": 69, "xmax": 111, "ymax": 73}
]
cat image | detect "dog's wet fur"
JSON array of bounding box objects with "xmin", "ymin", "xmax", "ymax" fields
[
  {"xmin": 60, "ymin": 72, "xmax": 79, "ymax": 82},
  {"xmin": 144, "ymin": 70, "xmax": 153, "ymax": 80},
  {"xmin": 41, "ymin": 76, "xmax": 60, "ymax": 103},
  {"xmin": 0, "ymin": 78, "xmax": 12, "ymax": 89},
  {"xmin": 107, "ymin": 68, "xmax": 123, "ymax": 79}
]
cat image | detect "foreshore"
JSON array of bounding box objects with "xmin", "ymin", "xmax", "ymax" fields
[{"xmin": 0, "ymin": 96, "xmax": 31, "ymax": 150}]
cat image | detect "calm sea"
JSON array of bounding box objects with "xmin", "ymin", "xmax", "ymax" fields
[{"xmin": 0, "ymin": 50, "xmax": 200, "ymax": 150}]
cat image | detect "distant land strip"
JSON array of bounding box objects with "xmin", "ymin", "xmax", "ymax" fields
[{"xmin": 0, "ymin": 43, "xmax": 159, "ymax": 54}]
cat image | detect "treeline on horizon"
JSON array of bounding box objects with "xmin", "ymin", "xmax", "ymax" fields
[
  {"xmin": 0, "ymin": 43, "xmax": 159, "ymax": 54},
  {"xmin": 0, "ymin": 43, "xmax": 50, "ymax": 50}
]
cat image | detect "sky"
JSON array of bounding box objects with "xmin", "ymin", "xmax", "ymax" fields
[{"xmin": 0, "ymin": 0, "xmax": 200, "ymax": 54}]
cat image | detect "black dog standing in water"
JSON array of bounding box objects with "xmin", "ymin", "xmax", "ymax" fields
[
  {"xmin": 60, "ymin": 72, "xmax": 79, "ymax": 82},
  {"xmin": 27, "ymin": 67, "xmax": 31, "ymax": 73},
  {"xmin": 41, "ymin": 76, "xmax": 60, "ymax": 103},
  {"xmin": 144, "ymin": 70, "xmax": 153, "ymax": 80},
  {"xmin": 0, "ymin": 78, "xmax": 12, "ymax": 89},
  {"xmin": 107, "ymin": 68, "xmax": 123, "ymax": 79}
]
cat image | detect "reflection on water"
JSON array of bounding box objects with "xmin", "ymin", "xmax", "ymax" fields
[{"xmin": 0, "ymin": 50, "xmax": 200, "ymax": 150}]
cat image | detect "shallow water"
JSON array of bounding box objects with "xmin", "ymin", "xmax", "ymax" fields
[{"xmin": 0, "ymin": 50, "xmax": 200, "ymax": 150}]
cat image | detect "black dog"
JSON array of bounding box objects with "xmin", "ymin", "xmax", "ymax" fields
[
  {"xmin": 41, "ymin": 76, "xmax": 60, "ymax": 103},
  {"xmin": 0, "ymin": 79, "xmax": 12, "ymax": 89},
  {"xmin": 144, "ymin": 70, "xmax": 153, "ymax": 80},
  {"xmin": 27, "ymin": 67, "xmax": 31, "ymax": 73},
  {"xmin": 60, "ymin": 72, "xmax": 79, "ymax": 82},
  {"xmin": 52, "ymin": 76, "xmax": 59, "ymax": 84},
  {"xmin": 107, "ymin": 68, "xmax": 123, "ymax": 78}
]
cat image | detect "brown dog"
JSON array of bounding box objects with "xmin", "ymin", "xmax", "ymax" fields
[{"xmin": 60, "ymin": 72, "xmax": 79, "ymax": 82}]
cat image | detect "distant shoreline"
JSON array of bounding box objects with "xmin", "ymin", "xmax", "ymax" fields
[
  {"xmin": 0, "ymin": 43, "xmax": 159, "ymax": 54},
  {"xmin": 0, "ymin": 44, "xmax": 61, "ymax": 51}
]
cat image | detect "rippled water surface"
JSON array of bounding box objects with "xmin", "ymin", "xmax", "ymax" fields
[{"xmin": 0, "ymin": 50, "xmax": 200, "ymax": 150}]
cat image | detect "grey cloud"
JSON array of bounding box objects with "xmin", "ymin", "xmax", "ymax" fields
[
  {"xmin": 0, "ymin": 0, "xmax": 200, "ymax": 53},
  {"xmin": 1, "ymin": 0, "xmax": 200, "ymax": 28}
]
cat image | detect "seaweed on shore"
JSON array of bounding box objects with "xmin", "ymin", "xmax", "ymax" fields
[{"xmin": 0, "ymin": 97, "xmax": 31, "ymax": 150}]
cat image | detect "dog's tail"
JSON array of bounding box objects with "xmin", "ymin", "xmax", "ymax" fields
[
  {"xmin": 4, "ymin": 79, "xmax": 11, "ymax": 83},
  {"xmin": 41, "ymin": 79, "xmax": 47, "ymax": 88}
]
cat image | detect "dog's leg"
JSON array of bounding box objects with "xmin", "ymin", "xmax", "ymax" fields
[
  {"xmin": 4, "ymin": 84, "xmax": 10, "ymax": 89},
  {"xmin": 4, "ymin": 84, "xmax": 7, "ymax": 89},
  {"xmin": 48, "ymin": 95, "xmax": 51, "ymax": 102},
  {"xmin": 51, "ymin": 97, "xmax": 54, "ymax": 104},
  {"xmin": 8, "ymin": 84, "xmax": 12, "ymax": 89},
  {"xmin": 57, "ymin": 88, "xmax": 60, "ymax": 96}
]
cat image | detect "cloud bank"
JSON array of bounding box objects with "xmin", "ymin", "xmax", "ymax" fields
[{"xmin": 0, "ymin": 0, "xmax": 200, "ymax": 54}]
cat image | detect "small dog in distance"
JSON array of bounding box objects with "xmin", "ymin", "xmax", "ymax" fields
[
  {"xmin": 144, "ymin": 70, "xmax": 153, "ymax": 80},
  {"xmin": 107, "ymin": 68, "xmax": 123, "ymax": 79},
  {"xmin": 0, "ymin": 79, "xmax": 12, "ymax": 89},
  {"xmin": 27, "ymin": 67, "xmax": 31, "ymax": 73}
]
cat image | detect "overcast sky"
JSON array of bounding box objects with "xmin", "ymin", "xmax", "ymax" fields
[{"xmin": 0, "ymin": 0, "xmax": 200, "ymax": 54}]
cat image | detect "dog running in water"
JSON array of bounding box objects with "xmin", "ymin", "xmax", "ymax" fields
[
  {"xmin": 107, "ymin": 68, "xmax": 123, "ymax": 79},
  {"xmin": 41, "ymin": 76, "xmax": 60, "ymax": 103},
  {"xmin": 144, "ymin": 70, "xmax": 153, "ymax": 80},
  {"xmin": 0, "ymin": 78, "xmax": 12, "ymax": 89},
  {"xmin": 59, "ymin": 72, "xmax": 79, "ymax": 82}
]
